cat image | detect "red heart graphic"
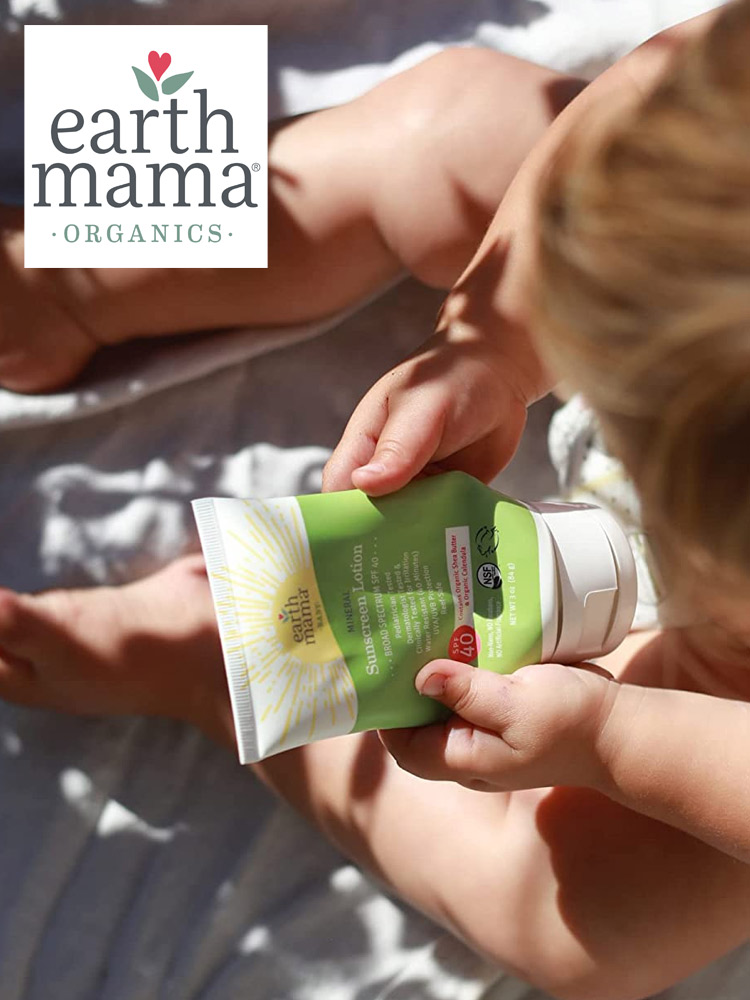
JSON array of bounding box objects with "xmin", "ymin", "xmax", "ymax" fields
[{"xmin": 148, "ymin": 51, "xmax": 171, "ymax": 81}]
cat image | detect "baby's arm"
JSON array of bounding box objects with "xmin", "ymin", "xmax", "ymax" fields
[
  {"xmin": 592, "ymin": 672, "xmax": 750, "ymax": 862},
  {"xmin": 255, "ymin": 630, "xmax": 750, "ymax": 1000},
  {"xmin": 324, "ymin": 8, "xmax": 721, "ymax": 495},
  {"xmin": 385, "ymin": 655, "xmax": 750, "ymax": 863}
]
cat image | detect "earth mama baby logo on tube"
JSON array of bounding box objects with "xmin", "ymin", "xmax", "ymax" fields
[{"xmin": 25, "ymin": 25, "xmax": 267, "ymax": 267}]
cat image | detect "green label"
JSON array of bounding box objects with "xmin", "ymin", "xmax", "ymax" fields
[{"xmin": 297, "ymin": 472, "xmax": 542, "ymax": 732}]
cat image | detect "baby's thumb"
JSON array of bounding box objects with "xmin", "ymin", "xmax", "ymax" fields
[{"xmin": 415, "ymin": 659, "xmax": 513, "ymax": 734}]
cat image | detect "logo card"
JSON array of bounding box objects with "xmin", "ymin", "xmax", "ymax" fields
[{"xmin": 25, "ymin": 25, "xmax": 267, "ymax": 267}]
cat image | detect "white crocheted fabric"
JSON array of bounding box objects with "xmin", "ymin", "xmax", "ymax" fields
[{"xmin": 548, "ymin": 395, "xmax": 684, "ymax": 631}]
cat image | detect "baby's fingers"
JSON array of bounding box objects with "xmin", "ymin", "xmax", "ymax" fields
[
  {"xmin": 380, "ymin": 660, "xmax": 518, "ymax": 784},
  {"xmin": 323, "ymin": 385, "xmax": 388, "ymax": 493},
  {"xmin": 323, "ymin": 375, "xmax": 448, "ymax": 496},
  {"xmin": 350, "ymin": 386, "xmax": 447, "ymax": 496},
  {"xmin": 381, "ymin": 659, "xmax": 612, "ymax": 790}
]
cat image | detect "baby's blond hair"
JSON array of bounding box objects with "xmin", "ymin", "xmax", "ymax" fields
[{"xmin": 534, "ymin": 0, "xmax": 750, "ymax": 594}]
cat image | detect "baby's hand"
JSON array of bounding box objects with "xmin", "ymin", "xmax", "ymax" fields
[
  {"xmin": 380, "ymin": 659, "xmax": 617, "ymax": 792},
  {"xmin": 322, "ymin": 328, "xmax": 529, "ymax": 496}
]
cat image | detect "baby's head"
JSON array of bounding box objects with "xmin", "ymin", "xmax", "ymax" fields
[{"xmin": 533, "ymin": 0, "xmax": 750, "ymax": 628}]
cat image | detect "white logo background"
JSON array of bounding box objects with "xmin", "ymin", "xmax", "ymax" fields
[{"xmin": 25, "ymin": 25, "xmax": 267, "ymax": 268}]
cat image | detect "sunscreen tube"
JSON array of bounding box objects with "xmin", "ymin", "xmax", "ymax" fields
[{"xmin": 193, "ymin": 472, "xmax": 636, "ymax": 763}]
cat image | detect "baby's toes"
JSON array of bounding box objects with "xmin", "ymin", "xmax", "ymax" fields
[
  {"xmin": 0, "ymin": 589, "xmax": 38, "ymax": 701},
  {"xmin": 0, "ymin": 589, "xmax": 37, "ymax": 658}
]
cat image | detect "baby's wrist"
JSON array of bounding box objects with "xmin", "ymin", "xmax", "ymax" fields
[
  {"xmin": 438, "ymin": 257, "xmax": 552, "ymax": 406},
  {"xmin": 436, "ymin": 312, "xmax": 550, "ymax": 409},
  {"xmin": 528, "ymin": 669, "xmax": 626, "ymax": 794},
  {"xmin": 588, "ymin": 680, "xmax": 637, "ymax": 797}
]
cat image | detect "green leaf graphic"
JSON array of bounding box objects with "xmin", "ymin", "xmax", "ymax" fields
[
  {"xmin": 132, "ymin": 66, "xmax": 159, "ymax": 102},
  {"xmin": 162, "ymin": 71, "xmax": 194, "ymax": 95}
]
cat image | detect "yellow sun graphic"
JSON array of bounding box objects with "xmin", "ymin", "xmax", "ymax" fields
[{"xmin": 207, "ymin": 497, "xmax": 357, "ymax": 757}]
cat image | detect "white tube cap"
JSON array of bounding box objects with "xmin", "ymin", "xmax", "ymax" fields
[{"xmin": 529, "ymin": 502, "xmax": 637, "ymax": 662}]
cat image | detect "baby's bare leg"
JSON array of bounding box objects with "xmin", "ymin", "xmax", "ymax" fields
[
  {"xmin": 254, "ymin": 632, "xmax": 750, "ymax": 1000},
  {"xmin": 0, "ymin": 556, "xmax": 233, "ymax": 746},
  {"xmin": 0, "ymin": 50, "xmax": 583, "ymax": 391},
  {"xmin": 3, "ymin": 560, "xmax": 748, "ymax": 999}
]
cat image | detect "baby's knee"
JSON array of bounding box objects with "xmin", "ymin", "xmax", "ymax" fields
[
  {"xmin": 364, "ymin": 48, "xmax": 585, "ymax": 287},
  {"xmin": 370, "ymin": 47, "xmax": 555, "ymax": 141}
]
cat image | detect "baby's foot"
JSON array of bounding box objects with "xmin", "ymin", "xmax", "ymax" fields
[
  {"xmin": 0, "ymin": 555, "xmax": 235, "ymax": 748},
  {"xmin": 0, "ymin": 209, "xmax": 100, "ymax": 392}
]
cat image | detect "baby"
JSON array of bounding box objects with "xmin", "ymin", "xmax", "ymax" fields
[{"xmin": 2, "ymin": 4, "xmax": 750, "ymax": 999}]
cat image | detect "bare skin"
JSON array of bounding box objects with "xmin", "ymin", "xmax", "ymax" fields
[
  {"xmin": 323, "ymin": 11, "xmax": 714, "ymax": 496},
  {"xmin": 0, "ymin": 555, "xmax": 233, "ymax": 746},
  {"xmin": 0, "ymin": 48, "xmax": 582, "ymax": 393},
  {"xmin": 1, "ymin": 555, "xmax": 750, "ymax": 1000},
  {"xmin": 2, "ymin": 11, "xmax": 746, "ymax": 1000}
]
